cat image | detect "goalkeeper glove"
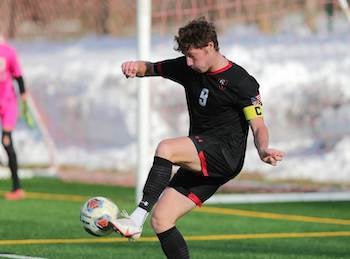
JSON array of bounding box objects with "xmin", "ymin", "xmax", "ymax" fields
[{"xmin": 20, "ymin": 100, "xmax": 36, "ymax": 129}]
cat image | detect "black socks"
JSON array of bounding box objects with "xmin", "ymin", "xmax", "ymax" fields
[
  {"xmin": 2, "ymin": 131, "xmax": 20, "ymax": 191},
  {"xmin": 157, "ymin": 226, "xmax": 190, "ymax": 259},
  {"xmin": 141, "ymin": 157, "xmax": 189, "ymax": 258},
  {"xmin": 138, "ymin": 156, "xmax": 173, "ymax": 212}
]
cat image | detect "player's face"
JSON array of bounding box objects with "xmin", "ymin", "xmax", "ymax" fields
[{"xmin": 185, "ymin": 46, "xmax": 212, "ymax": 73}]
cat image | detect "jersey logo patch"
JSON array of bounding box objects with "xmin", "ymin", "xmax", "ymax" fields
[{"xmin": 217, "ymin": 78, "xmax": 229, "ymax": 91}]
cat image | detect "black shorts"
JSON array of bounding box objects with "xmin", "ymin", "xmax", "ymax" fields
[
  {"xmin": 169, "ymin": 167, "xmax": 231, "ymax": 206},
  {"xmin": 168, "ymin": 135, "xmax": 245, "ymax": 206}
]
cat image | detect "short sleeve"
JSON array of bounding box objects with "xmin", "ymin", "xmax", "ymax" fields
[
  {"xmin": 237, "ymin": 75, "xmax": 263, "ymax": 120},
  {"xmin": 237, "ymin": 75, "xmax": 261, "ymax": 108}
]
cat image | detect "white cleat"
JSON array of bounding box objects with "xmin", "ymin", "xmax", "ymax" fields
[{"xmin": 111, "ymin": 211, "xmax": 143, "ymax": 240}]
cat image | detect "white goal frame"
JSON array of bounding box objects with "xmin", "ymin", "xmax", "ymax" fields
[{"xmin": 136, "ymin": 0, "xmax": 151, "ymax": 203}]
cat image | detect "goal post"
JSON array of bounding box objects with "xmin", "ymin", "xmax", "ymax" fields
[{"xmin": 136, "ymin": 0, "xmax": 151, "ymax": 204}]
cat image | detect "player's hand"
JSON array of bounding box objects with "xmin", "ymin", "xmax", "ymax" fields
[
  {"xmin": 20, "ymin": 100, "xmax": 36, "ymax": 129},
  {"xmin": 121, "ymin": 61, "xmax": 139, "ymax": 78},
  {"xmin": 259, "ymin": 148, "xmax": 284, "ymax": 166}
]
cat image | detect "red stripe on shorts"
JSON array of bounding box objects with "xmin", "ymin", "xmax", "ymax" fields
[
  {"xmin": 188, "ymin": 192, "xmax": 203, "ymax": 207},
  {"xmin": 198, "ymin": 150, "xmax": 209, "ymax": 176}
]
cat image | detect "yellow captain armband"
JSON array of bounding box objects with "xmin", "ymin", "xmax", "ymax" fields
[{"xmin": 243, "ymin": 105, "xmax": 264, "ymax": 120}]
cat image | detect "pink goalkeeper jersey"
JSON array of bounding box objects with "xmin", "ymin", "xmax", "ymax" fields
[{"xmin": 0, "ymin": 42, "xmax": 22, "ymax": 100}]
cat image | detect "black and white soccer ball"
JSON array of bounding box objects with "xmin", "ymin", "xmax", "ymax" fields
[{"xmin": 80, "ymin": 196, "xmax": 119, "ymax": 237}]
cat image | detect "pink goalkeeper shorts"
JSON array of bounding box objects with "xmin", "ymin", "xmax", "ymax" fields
[{"xmin": 0, "ymin": 96, "xmax": 18, "ymax": 130}]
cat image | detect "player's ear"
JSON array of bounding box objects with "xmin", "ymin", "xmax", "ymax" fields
[
  {"xmin": 206, "ymin": 42, "xmax": 215, "ymax": 53},
  {"xmin": 205, "ymin": 41, "xmax": 216, "ymax": 53}
]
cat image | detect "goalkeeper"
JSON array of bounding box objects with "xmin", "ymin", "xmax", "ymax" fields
[{"xmin": 0, "ymin": 31, "xmax": 32, "ymax": 200}]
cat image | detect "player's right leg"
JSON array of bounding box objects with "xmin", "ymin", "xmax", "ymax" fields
[
  {"xmin": 139, "ymin": 136, "xmax": 201, "ymax": 211},
  {"xmin": 111, "ymin": 136, "xmax": 200, "ymax": 239}
]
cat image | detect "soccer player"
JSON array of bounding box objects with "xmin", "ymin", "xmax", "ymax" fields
[
  {"xmin": 0, "ymin": 32, "xmax": 27, "ymax": 200},
  {"xmin": 113, "ymin": 17, "xmax": 284, "ymax": 258}
]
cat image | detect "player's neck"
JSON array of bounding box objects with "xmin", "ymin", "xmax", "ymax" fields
[{"xmin": 208, "ymin": 53, "xmax": 229, "ymax": 73}]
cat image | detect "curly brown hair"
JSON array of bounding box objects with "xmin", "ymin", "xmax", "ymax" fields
[{"xmin": 174, "ymin": 17, "xmax": 219, "ymax": 54}]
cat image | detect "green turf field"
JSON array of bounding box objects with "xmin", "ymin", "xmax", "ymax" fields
[{"xmin": 0, "ymin": 178, "xmax": 349, "ymax": 259}]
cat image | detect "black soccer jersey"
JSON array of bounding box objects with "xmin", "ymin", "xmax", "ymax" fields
[{"xmin": 154, "ymin": 56, "xmax": 261, "ymax": 141}]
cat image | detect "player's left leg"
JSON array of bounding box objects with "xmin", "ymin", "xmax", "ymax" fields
[
  {"xmin": 2, "ymin": 98, "xmax": 25, "ymax": 200},
  {"xmin": 151, "ymin": 187, "xmax": 195, "ymax": 259},
  {"xmin": 3, "ymin": 130, "xmax": 25, "ymax": 200}
]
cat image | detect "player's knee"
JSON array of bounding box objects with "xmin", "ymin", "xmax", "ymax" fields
[
  {"xmin": 2, "ymin": 134, "xmax": 11, "ymax": 147},
  {"xmin": 2, "ymin": 131, "xmax": 16, "ymax": 155},
  {"xmin": 151, "ymin": 208, "xmax": 175, "ymax": 233},
  {"xmin": 155, "ymin": 139, "xmax": 174, "ymax": 161}
]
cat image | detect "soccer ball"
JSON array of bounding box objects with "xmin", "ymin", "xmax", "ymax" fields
[{"xmin": 80, "ymin": 196, "xmax": 119, "ymax": 237}]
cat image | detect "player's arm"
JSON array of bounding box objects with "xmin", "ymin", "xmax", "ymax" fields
[
  {"xmin": 121, "ymin": 61, "xmax": 156, "ymax": 78},
  {"xmin": 238, "ymin": 75, "xmax": 283, "ymax": 166},
  {"xmin": 9, "ymin": 48, "xmax": 27, "ymax": 100},
  {"xmin": 248, "ymin": 117, "xmax": 284, "ymax": 166},
  {"xmin": 13, "ymin": 76, "xmax": 27, "ymax": 100},
  {"xmin": 13, "ymin": 75, "xmax": 35, "ymax": 128}
]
